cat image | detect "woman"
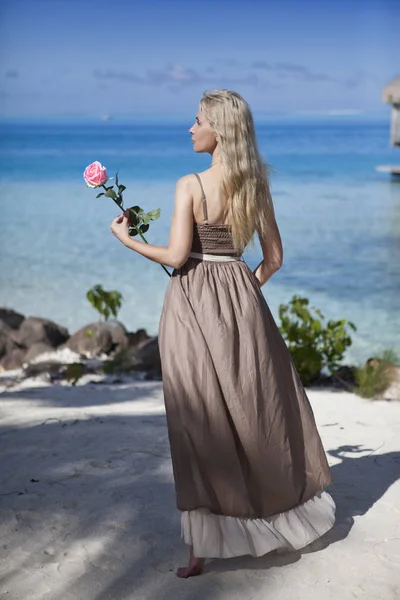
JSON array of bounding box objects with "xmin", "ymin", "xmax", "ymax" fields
[{"xmin": 110, "ymin": 89, "xmax": 336, "ymax": 579}]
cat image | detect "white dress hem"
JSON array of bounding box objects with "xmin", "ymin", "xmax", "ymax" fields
[{"xmin": 181, "ymin": 490, "xmax": 336, "ymax": 558}]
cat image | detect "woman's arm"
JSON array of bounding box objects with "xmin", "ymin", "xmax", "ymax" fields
[
  {"xmin": 110, "ymin": 175, "xmax": 194, "ymax": 269},
  {"xmin": 253, "ymin": 209, "xmax": 283, "ymax": 287}
]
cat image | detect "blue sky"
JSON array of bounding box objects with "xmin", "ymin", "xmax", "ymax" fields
[{"xmin": 0, "ymin": 0, "xmax": 399, "ymax": 117}]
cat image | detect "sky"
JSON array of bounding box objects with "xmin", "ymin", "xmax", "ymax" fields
[{"xmin": 0, "ymin": 0, "xmax": 399, "ymax": 118}]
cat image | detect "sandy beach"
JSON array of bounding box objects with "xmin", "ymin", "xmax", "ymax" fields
[{"xmin": 0, "ymin": 376, "xmax": 399, "ymax": 600}]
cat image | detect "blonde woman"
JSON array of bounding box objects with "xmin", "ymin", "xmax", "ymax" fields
[{"xmin": 110, "ymin": 89, "xmax": 336, "ymax": 578}]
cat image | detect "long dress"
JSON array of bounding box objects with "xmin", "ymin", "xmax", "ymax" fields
[{"xmin": 158, "ymin": 173, "xmax": 336, "ymax": 559}]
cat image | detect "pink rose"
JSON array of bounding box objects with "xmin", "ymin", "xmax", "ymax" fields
[{"xmin": 83, "ymin": 161, "xmax": 109, "ymax": 188}]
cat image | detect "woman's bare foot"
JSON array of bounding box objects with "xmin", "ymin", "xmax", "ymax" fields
[{"xmin": 176, "ymin": 547, "xmax": 205, "ymax": 578}]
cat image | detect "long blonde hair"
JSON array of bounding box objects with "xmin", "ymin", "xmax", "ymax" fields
[{"xmin": 200, "ymin": 89, "xmax": 274, "ymax": 253}]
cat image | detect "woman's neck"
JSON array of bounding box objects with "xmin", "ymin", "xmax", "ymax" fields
[{"xmin": 211, "ymin": 147, "xmax": 221, "ymax": 168}]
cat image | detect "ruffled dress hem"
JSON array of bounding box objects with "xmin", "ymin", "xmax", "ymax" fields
[{"xmin": 181, "ymin": 490, "xmax": 336, "ymax": 559}]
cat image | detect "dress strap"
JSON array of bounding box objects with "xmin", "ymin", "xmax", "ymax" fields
[{"xmin": 193, "ymin": 173, "xmax": 209, "ymax": 224}]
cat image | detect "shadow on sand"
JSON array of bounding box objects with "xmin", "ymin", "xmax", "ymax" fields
[{"xmin": 0, "ymin": 382, "xmax": 398, "ymax": 599}]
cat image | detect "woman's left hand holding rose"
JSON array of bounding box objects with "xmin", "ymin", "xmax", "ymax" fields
[{"xmin": 110, "ymin": 215, "xmax": 131, "ymax": 245}]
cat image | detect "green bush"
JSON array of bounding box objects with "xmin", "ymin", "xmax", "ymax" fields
[
  {"xmin": 101, "ymin": 348, "xmax": 133, "ymax": 374},
  {"xmin": 353, "ymin": 349, "xmax": 399, "ymax": 398},
  {"xmin": 86, "ymin": 284, "xmax": 123, "ymax": 321},
  {"xmin": 64, "ymin": 362, "xmax": 85, "ymax": 385},
  {"xmin": 278, "ymin": 295, "xmax": 356, "ymax": 386}
]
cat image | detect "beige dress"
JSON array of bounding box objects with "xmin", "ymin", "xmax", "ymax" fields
[{"xmin": 158, "ymin": 173, "xmax": 336, "ymax": 558}]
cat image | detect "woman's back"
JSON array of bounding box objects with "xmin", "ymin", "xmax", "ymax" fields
[
  {"xmin": 191, "ymin": 168, "xmax": 230, "ymax": 227},
  {"xmin": 190, "ymin": 169, "xmax": 240, "ymax": 257}
]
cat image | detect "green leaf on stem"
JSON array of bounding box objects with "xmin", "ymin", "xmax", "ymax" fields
[
  {"xmin": 115, "ymin": 172, "xmax": 119, "ymax": 187},
  {"xmin": 105, "ymin": 189, "xmax": 117, "ymax": 199},
  {"xmin": 96, "ymin": 192, "xmax": 105, "ymax": 198},
  {"xmin": 140, "ymin": 223, "xmax": 150, "ymax": 234},
  {"xmin": 128, "ymin": 209, "xmax": 139, "ymax": 225},
  {"xmin": 129, "ymin": 227, "xmax": 139, "ymax": 237},
  {"xmin": 141, "ymin": 214, "xmax": 151, "ymax": 225},
  {"xmin": 147, "ymin": 208, "xmax": 161, "ymax": 221},
  {"xmin": 118, "ymin": 185, "xmax": 126, "ymax": 193},
  {"xmin": 131, "ymin": 205, "xmax": 144, "ymax": 214}
]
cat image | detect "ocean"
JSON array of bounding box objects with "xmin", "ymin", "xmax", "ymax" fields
[{"xmin": 0, "ymin": 114, "xmax": 399, "ymax": 367}]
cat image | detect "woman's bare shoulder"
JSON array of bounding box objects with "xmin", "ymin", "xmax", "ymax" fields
[
  {"xmin": 176, "ymin": 173, "xmax": 200, "ymax": 187},
  {"xmin": 175, "ymin": 172, "xmax": 208, "ymax": 196}
]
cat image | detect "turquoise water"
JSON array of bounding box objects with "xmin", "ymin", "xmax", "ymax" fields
[{"xmin": 0, "ymin": 115, "xmax": 399, "ymax": 366}]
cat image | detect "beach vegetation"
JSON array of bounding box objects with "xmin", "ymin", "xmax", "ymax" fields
[
  {"xmin": 353, "ymin": 349, "xmax": 399, "ymax": 398},
  {"xmin": 86, "ymin": 284, "xmax": 123, "ymax": 322},
  {"xmin": 100, "ymin": 348, "xmax": 133, "ymax": 374},
  {"xmin": 278, "ymin": 295, "xmax": 356, "ymax": 386},
  {"xmin": 64, "ymin": 362, "xmax": 85, "ymax": 385}
]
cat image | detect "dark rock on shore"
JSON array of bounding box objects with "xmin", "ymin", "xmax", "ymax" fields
[
  {"xmin": 24, "ymin": 342, "xmax": 55, "ymax": 363},
  {"xmin": 1, "ymin": 347, "xmax": 27, "ymax": 371},
  {"xmin": 0, "ymin": 307, "xmax": 161, "ymax": 383},
  {"xmin": 65, "ymin": 322, "xmax": 114, "ymax": 358},
  {"xmin": 10, "ymin": 316, "xmax": 69, "ymax": 349},
  {"xmin": 0, "ymin": 309, "xmax": 26, "ymax": 361},
  {"xmin": 0, "ymin": 308, "xmax": 24, "ymax": 330},
  {"xmin": 1, "ymin": 312, "xmax": 70, "ymax": 370},
  {"xmin": 131, "ymin": 337, "xmax": 161, "ymax": 378}
]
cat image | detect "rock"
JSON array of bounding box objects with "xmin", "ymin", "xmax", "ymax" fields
[
  {"xmin": 0, "ymin": 332, "xmax": 21, "ymax": 361},
  {"xmin": 65, "ymin": 320, "xmax": 131, "ymax": 359},
  {"xmin": 65, "ymin": 322, "xmax": 114, "ymax": 358},
  {"xmin": 101, "ymin": 333, "xmax": 161, "ymax": 379},
  {"xmin": 132, "ymin": 337, "xmax": 161, "ymax": 378},
  {"xmin": 23, "ymin": 361, "xmax": 66, "ymax": 380},
  {"xmin": 0, "ymin": 325, "xmax": 10, "ymax": 359},
  {"xmin": 136, "ymin": 337, "xmax": 160, "ymax": 365},
  {"xmin": 106, "ymin": 319, "xmax": 129, "ymax": 350},
  {"xmin": 0, "ymin": 308, "xmax": 25, "ymax": 330},
  {"xmin": 0, "ymin": 320, "xmax": 18, "ymax": 359},
  {"xmin": 0, "ymin": 337, "xmax": 6, "ymax": 359},
  {"xmin": 0, "ymin": 348, "xmax": 27, "ymax": 371},
  {"xmin": 127, "ymin": 328, "xmax": 151, "ymax": 350},
  {"xmin": 10, "ymin": 317, "xmax": 69, "ymax": 349},
  {"xmin": 0, "ymin": 320, "xmax": 11, "ymax": 336},
  {"xmin": 24, "ymin": 342, "xmax": 55, "ymax": 364}
]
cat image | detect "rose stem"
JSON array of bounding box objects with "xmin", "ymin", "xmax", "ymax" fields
[{"xmin": 103, "ymin": 185, "xmax": 171, "ymax": 278}]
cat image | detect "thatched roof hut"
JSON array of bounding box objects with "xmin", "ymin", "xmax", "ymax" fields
[
  {"xmin": 376, "ymin": 76, "xmax": 400, "ymax": 175},
  {"xmin": 382, "ymin": 76, "xmax": 400, "ymax": 147},
  {"xmin": 382, "ymin": 77, "xmax": 400, "ymax": 105}
]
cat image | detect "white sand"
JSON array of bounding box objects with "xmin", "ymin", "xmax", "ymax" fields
[{"xmin": 0, "ymin": 377, "xmax": 399, "ymax": 600}]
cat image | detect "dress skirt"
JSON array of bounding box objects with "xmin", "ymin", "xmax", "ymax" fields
[{"xmin": 158, "ymin": 255, "xmax": 335, "ymax": 559}]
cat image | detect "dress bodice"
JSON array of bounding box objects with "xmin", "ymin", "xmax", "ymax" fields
[{"xmin": 191, "ymin": 222, "xmax": 239, "ymax": 255}]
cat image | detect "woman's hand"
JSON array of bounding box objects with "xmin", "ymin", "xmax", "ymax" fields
[{"xmin": 110, "ymin": 214, "xmax": 131, "ymax": 245}]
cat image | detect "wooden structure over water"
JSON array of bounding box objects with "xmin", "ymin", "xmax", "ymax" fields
[
  {"xmin": 376, "ymin": 76, "xmax": 400, "ymax": 177},
  {"xmin": 383, "ymin": 77, "xmax": 400, "ymax": 146}
]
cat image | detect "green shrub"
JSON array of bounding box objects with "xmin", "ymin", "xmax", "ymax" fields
[
  {"xmin": 86, "ymin": 284, "xmax": 123, "ymax": 321},
  {"xmin": 278, "ymin": 295, "xmax": 356, "ymax": 386},
  {"xmin": 64, "ymin": 362, "xmax": 85, "ymax": 385},
  {"xmin": 100, "ymin": 348, "xmax": 133, "ymax": 374},
  {"xmin": 353, "ymin": 349, "xmax": 399, "ymax": 398}
]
